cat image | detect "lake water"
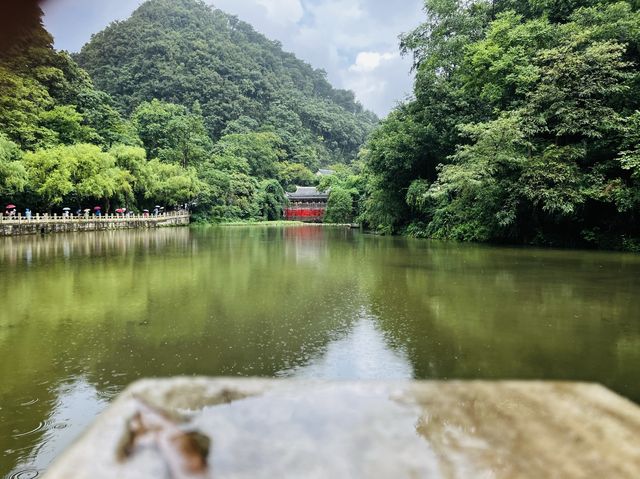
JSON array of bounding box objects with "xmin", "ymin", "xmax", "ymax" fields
[{"xmin": 1, "ymin": 225, "xmax": 639, "ymax": 477}]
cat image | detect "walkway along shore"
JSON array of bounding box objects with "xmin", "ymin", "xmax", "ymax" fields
[{"xmin": 0, "ymin": 211, "xmax": 190, "ymax": 237}]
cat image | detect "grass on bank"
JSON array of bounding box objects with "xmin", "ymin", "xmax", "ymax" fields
[
  {"xmin": 191, "ymin": 219, "xmax": 360, "ymax": 228},
  {"xmin": 191, "ymin": 219, "xmax": 305, "ymax": 227}
]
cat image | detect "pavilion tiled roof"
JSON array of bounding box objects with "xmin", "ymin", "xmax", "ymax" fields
[{"xmin": 286, "ymin": 187, "xmax": 329, "ymax": 201}]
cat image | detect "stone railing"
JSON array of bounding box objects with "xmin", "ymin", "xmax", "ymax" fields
[{"xmin": 0, "ymin": 211, "xmax": 190, "ymax": 237}]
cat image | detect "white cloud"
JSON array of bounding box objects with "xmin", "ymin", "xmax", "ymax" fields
[
  {"xmin": 349, "ymin": 51, "xmax": 398, "ymax": 73},
  {"xmin": 342, "ymin": 53, "xmax": 413, "ymax": 116},
  {"xmin": 255, "ymin": 0, "xmax": 304, "ymax": 25}
]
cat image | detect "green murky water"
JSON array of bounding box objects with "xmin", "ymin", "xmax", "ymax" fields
[{"xmin": 1, "ymin": 225, "xmax": 639, "ymax": 477}]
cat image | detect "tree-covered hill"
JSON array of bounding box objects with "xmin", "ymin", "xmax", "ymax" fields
[{"xmin": 76, "ymin": 0, "xmax": 377, "ymax": 169}]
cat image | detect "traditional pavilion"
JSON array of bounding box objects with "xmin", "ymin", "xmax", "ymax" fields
[{"xmin": 284, "ymin": 187, "xmax": 329, "ymax": 222}]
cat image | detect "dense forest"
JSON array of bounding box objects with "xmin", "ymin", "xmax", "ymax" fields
[
  {"xmin": 361, "ymin": 0, "xmax": 640, "ymax": 250},
  {"xmin": 0, "ymin": 0, "xmax": 375, "ymax": 221}
]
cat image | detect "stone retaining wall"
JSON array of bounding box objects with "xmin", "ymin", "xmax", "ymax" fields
[{"xmin": 0, "ymin": 213, "xmax": 190, "ymax": 237}]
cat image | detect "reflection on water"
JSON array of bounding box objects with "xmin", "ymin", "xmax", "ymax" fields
[
  {"xmin": 6, "ymin": 379, "xmax": 108, "ymax": 479},
  {"xmin": 282, "ymin": 308, "xmax": 413, "ymax": 380},
  {"xmin": 1, "ymin": 226, "xmax": 640, "ymax": 476}
]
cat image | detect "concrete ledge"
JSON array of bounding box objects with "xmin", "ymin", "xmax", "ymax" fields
[{"xmin": 43, "ymin": 378, "xmax": 640, "ymax": 478}]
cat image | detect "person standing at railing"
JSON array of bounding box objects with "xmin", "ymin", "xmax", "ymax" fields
[{"xmin": 25, "ymin": 208, "xmax": 31, "ymax": 220}]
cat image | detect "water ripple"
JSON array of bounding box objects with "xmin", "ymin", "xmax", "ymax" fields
[
  {"xmin": 11, "ymin": 422, "xmax": 46, "ymax": 438},
  {"xmin": 9, "ymin": 469, "xmax": 39, "ymax": 479}
]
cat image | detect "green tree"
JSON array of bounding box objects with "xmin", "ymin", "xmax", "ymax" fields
[
  {"xmin": 132, "ymin": 99, "xmax": 213, "ymax": 168},
  {"xmin": 0, "ymin": 134, "xmax": 27, "ymax": 200},
  {"xmin": 275, "ymin": 161, "xmax": 315, "ymax": 188},
  {"xmin": 38, "ymin": 105, "xmax": 98, "ymax": 145},
  {"xmin": 0, "ymin": 66, "xmax": 54, "ymax": 149},
  {"xmin": 325, "ymin": 187, "xmax": 354, "ymax": 224},
  {"xmin": 195, "ymin": 153, "xmax": 259, "ymax": 221},
  {"xmin": 110, "ymin": 145, "xmax": 149, "ymax": 205},
  {"xmin": 214, "ymin": 132, "xmax": 284, "ymax": 179},
  {"xmin": 257, "ymin": 179, "xmax": 287, "ymax": 220},
  {"xmin": 23, "ymin": 144, "xmax": 132, "ymax": 209},
  {"xmin": 361, "ymin": 106, "xmax": 435, "ymax": 232},
  {"xmin": 142, "ymin": 159, "xmax": 203, "ymax": 207}
]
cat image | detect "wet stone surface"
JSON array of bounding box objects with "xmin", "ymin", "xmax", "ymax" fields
[{"xmin": 43, "ymin": 378, "xmax": 640, "ymax": 479}]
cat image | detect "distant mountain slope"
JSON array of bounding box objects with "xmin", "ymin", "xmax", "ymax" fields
[{"xmin": 76, "ymin": 0, "xmax": 377, "ymax": 166}]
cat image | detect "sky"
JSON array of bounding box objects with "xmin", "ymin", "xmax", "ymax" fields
[{"xmin": 41, "ymin": 0, "xmax": 424, "ymax": 116}]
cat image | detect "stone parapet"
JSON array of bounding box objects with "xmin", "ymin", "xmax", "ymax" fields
[
  {"xmin": 43, "ymin": 378, "xmax": 640, "ymax": 479},
  {"xmin": 0, "ymin": 213, "xmax": 190, "ymax": 236}
]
